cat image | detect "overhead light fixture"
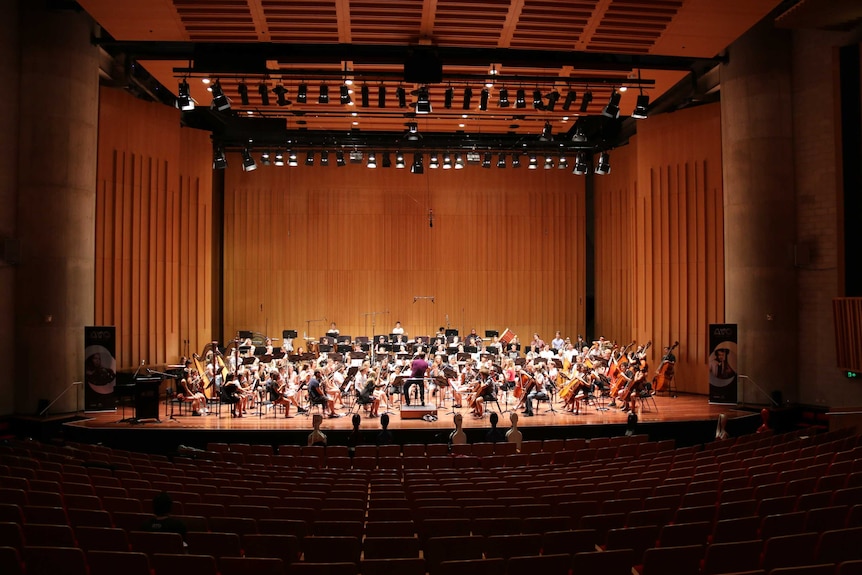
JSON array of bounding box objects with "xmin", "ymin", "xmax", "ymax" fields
[
  {"xmin": 318, "ymin": 85, "xmax": 329, "ymax": 104},
  {"xmin": 340, "ymin": 84, "xmax": 352, "ymax": 105},
  {"xmin": 416, "ymin": 87, "xmax": 432, "ymax": 114},
  {"xmin": 444, "ymin": 87, "xmax": 453, "ymax": 109},
  {"xmin": 442, "ymin": 153, "xmax": 452, "ymax": 169},
  {"xmin": 546, "ymin": 91, "xmax": 560, "ymax": 112},
  {"xmin": 241, "ymin": 148, "xmax": 257, "ymax": 172},
  {"xmin": 603, "ymin": 90, "xmax": 621, "ymax": 118},
  {"xmin": 382, "ymin": 152, "xmax": 391, "ymax": 168},
  {"xmin": 558, "ymin": 154, "xmax": 568, "ymax": 169},
  {"xmin": 596, "ymin": 152, "xmax": 611, "ymax": 174},
  {"xmin": 429, "ymin": 153, "xmax": 439, "ymax": 169},
  {"xmin": 367, "ymin": 152, "xmax": 377, "ymax": 169},
  {"xmin": 258, "ymin": 83, "xmax": 270, "ymax": 106},
  {"xmin": 540, "ymin": 121, "xmax": 553, "ymax": 142},
  {"xmin": 237, "ymin": 82, "xmax": 249, "ymax": 106},
  {"xmin": 479, "ymin": 89, "xmax": 489, "ymax": 111},
  {"xmin": 395, "ymin": 151, "xmax": 405, "ymax": 168},
  {"xmin": 573, "ymin": 152, "xmax": 589, "ymax": 175},
  {"xmin": 305, "ymin": 151, "xmax": 314, "ymax": 166},
  {"xmin": 482, "ymin": 152, "xmax": 492, "ymax": 169},
  {"xmin": 320, "ymin": 150, "xmax": 329, "ymax": 166},
  {"xmin": 176, "ymin": 79, "xmax": 194, "ymax": 111},
  {"xmin": 211, "ymin": 80, "xmax": 230, "ymax": 111},
  {"xmin": 273, "ymin": 85, "xmax": 289, "ymax": 106},
  {"xmin": 378, "ymin": 85, "xmax": 386, "ymax": 108},
  {"xmin": 361, "ymin": 85, "xmax": 369, "ymax": 107},
  {"xmin": 511, "ymin": 153, "xmax": 521, "ymax": 168},
  {"xmin": 532, "ymin": 89, "xmax": 545, "ymax": 110},
  {"xmin": 411, "ymin": 153, "xmax": 424, "ymax": 175},
  {"xmin": 260, "ymin": 151, "xmax": 271, "ymax": 166},
  {"xmin": 497, "ymin": 153, "xmax": 506, "ymax": 168},
  {"xmin": 405, "ymin": 122, "xmax": 422, "ymax": 141},
  {"xmin": 454, "ymin": 153, "xmax": 465, "ymax": 169},
  {"xmin": 213, "ymin": 148, "xmax": 227, "ymax": 170},
  {"xmin": 297, "ymin": 83, "xmax": 307, "ymax": 103},
  {"xmin": 462, "ymin": 87, "xmax": 473, "ymax": 110},
  {"xmin": 274, "ymin": 151, "xmax": 285, "ymax": 167},
  {"xmin": 580, "ymin": 90, "xmax": 593, "ymax": 113},
  {"xmin": 572, "ymin": 122, "xmax": 588, "ymax": 143},
  {"xmin": 562, "ymin": 90, "xmax": 577, "ymax": 111},
  {"xmin": 498, "ymin": 88, "xmax": 509, "ymax": 108},
  {"xmin": 544, "ymin": 155, "xmax": 554, "ymax": 169},
  {"xmin": 336, "ymin": 150, "xmax": 346, "ymax": 167},
  {"xmin": 632, "ymin": 93, "xmax": 650, "ymax": 119},
  {"xmin": 528, "ymin": 154, "xmax": 538, "ymax": 169},
  {"xmin": 287, "ymin": 150, "xmax": 298, "ymax": 167},
  {"xmin": 397, "ymin": 86, "xmax": 406, "ymax": 108},
  {"xmin": 516, "ymin": 89, "xmax": 526, "ymax": 108}
]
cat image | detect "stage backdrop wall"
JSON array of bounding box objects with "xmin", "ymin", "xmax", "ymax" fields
[
  {"xmin": 594, "ymin": 103, "xmax": 725, "ymax": 395},
  {"xmin": 95, "ymin": 88, "xmax": 214, "ymax": 368},
  {"xmin": 222, "ymin": 158, "xmax": 587, "ymax": 347}
]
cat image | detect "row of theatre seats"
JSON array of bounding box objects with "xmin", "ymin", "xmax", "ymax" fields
[{"xmin": 1, "ymin": 428, "xmax": 862, "ymax": 575}]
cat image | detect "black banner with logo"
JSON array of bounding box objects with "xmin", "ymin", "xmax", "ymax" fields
[
  {"xmin": 708, "ymin": 323, "xmax": 738, "ymax": 405},
  {"xmin": 84, "ymin": 326, "xmax": 117, "ymax": 411}
]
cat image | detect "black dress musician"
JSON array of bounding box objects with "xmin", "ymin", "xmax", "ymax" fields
[{"xmin": 220, "ymin": 373, "xmax": 242, "ymax": 417}]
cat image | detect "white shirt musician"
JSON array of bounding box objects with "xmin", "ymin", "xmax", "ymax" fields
[{"xmin": 391, "ymin": 321, "xmax": 404, "ymax": 335}]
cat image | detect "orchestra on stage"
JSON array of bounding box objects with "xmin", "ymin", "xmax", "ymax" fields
[{"xmin": 174, "ymin": 324, "xmax": 678, "ymax": 421}]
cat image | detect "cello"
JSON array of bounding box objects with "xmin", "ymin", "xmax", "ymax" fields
[{"xmin": 653, "ymin": 341, "xmax": 679, "ymax": 392}]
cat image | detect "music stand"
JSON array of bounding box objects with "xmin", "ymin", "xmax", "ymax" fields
[
  {"xmin": 238, "ymin": 330, "xmax": 253, "ymax": 340},
  {"xmin": 485, "ymin": 330, "xmax": 499, "ymax": 338}
]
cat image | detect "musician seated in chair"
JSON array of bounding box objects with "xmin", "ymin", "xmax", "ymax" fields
[
  {"xmin": 309, "ymin": 369, "xmax": 340, "ymax": 417},
  {"xmin": 471, "ymin": 367, "xmax": 496, "ymax": 417},
  {"xmin": 220, "ymin": 373, "xmax": 242, "ymax": 417},
  {"xmin": 524, "ymin": 365, "xmax": 552, "ymax": 417}
]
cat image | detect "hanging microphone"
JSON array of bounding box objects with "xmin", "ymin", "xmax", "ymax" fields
[{"xmin": 429, "ymin": 209, "xmax": 433, "ymax": 228}]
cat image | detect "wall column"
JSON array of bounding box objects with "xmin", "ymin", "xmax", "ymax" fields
[
  {"xmin": 721, "ymin": 17, "xmax": 798, "ymax": 404},
  {"xmin": 15, "ymin": 1, "xmax": 99, "ymax": 413}
]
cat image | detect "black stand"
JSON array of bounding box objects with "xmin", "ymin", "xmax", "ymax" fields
[{"xmin": 149, "ymin": 369, "xmax": 179, "ymax": 421}]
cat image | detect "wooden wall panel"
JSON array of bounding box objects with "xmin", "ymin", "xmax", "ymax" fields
[
  {"xmin": 594, "ymin": 103, "xmax": 724, "ymax": 394},
  {"xmin": 95, "ymin": 88, "xmax": 212, "ymax": 368},
  {"xmin": 223, "ymin": 162, "xmax": 586, "ymax": 346},
  {"xmin": 834, "ymin": 297, "xmax": 862, "ymax": 372}
]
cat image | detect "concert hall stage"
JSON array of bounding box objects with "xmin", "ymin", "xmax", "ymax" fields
[{"xmin": 55, "ymin": 394, "xmax": 762, "ymax": 456}]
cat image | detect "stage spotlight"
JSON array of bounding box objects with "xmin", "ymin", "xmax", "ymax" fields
[
  {"xmin": 546, "ymin": 90, "xmax": 560, "ymax": 111},
  {"xmin": 602, "ymin": 90, "xmax": 621, "ymax": 118},
  {"xmin": 482, "ymin": 152, "xmax": 492, "ymax": 169},
  {"xmin": 305, "ymin": 151, "xmax": 314, "ymax": 166},
  {"xmin": 540, "ymin": 121, "xmax": 553, "ymax": 142},
  {"xmin": 479, "ymin": 88, "xmax": 489, "ymax": 111},
  {"xmin": 237, "ymin": 82, "xmax": 249, "ymax": 106},
  {"xmin": 176, "ymin": 79, "xmax": 194, "ymax": 111},
  {"xmin": 340, "ymin": 84, "xmax": 352, "ymax": 105},
  {"xmin": 260, "ymin": 151, "xmax": 271, "ymax": 166},
  {"xmin": 454, "ymin": 153, "xmax": 465, "ymax": 169},
  {"xmin": 416, "ymin": 87, "xmax": 432, "ymax": 114},
  {"xmin": 511, "ymin": 153, "xmax": 521, "ymax": 168},
  {"xmin": 397, "ymin": 86, "xmax": 406, "ymax": 108},
  {"xmin": 366, "ymin": 152, "xmax": 377, "ymax": 169},
  {"xmin": 632, "ymin": 93, "xmax": 650, "ymax": 119},
  {"xmin": 411, "ymin": 153, "xmax": 424, "ymax": 174},
  {"xmin": 497, "ymin": 153, "xmax": 506, "ymax": 168},
  {"xmin": 320, "ymin": 150, "xmax": 329, "ymax": 166},
  {"xmin": 288, "ymin": 150, "xmax": 298, "ymax": 167},
  {"xmin": 573, "ymin": 152, "xmax": 589, "ymax": 175},
  {"xmin": 273, "ymin": 85, "xmax": 289, "ymax": 106},
  {"xmin": 579, "ymin": 90, "xmax": 593, "ymax": 113},
  {"xmin": 516, "ymin": 89, "xmax": 526, "ymax": 108},
  {"xmin": 596, "ymin": 151, "xmax": 611, "ymax": 174},
  {"xmin": 378, "ymin": 85, "xmax": 386, "ymax": 108},
  {"xmin": 429, "ymin": 153, "xmax": 440, "ymax": 169},
  {"xmin": 395, "ymin": 151, "xmax": 406, "ymax": 168},
  {"xmin": 318, "ymin": 84, "xmax": 329, "ymax": 104},
  {"xmin": 442, "ymin": 153, "xmax": 452, "ymax": 169},
  {"xmin": 336, "ymin": 150, "xmax": 346, "ymax": 167},
  {"xmin": 558, "ymin": 154, "xmax": 568, "ymax": 169},
  {"xmin": 241, "ymin": 148, "xmax": 257, "ymax": 172},
  {"xmin": 532, "ymin": 89, "xmax": 544, "ymax": 110},
  {"xmin": 572, "ymin": 122, "xmax": 588, "ymax": 143},
  {"xmin": 444, "ymin": 87, "xmax": 453, "ymax": 109},
  {"xmin": 274, "ymin": 151, "xmax": 285, "ymax": 167},
  {"xmin": 498, "ymin": 88, "xmax": 509, "ymax": 108},
  {"xmin": 211, "ymin": 80, "xmax": 230, "ymax": 111},
  {"xmin": 258, "ymin": 83, "xmax": 270, "ymax": 106},
  {"xmin": 405, "ymin": 122, "xmax": 422, "ymax": 141},
  {"xmin": 462, "ymin": 87, "xmax": 473, "ymax": 110},
  {"xmin": 528, "ymin": 154, "xmax": 538, "ymax": 169},
  {"xmin": 212, "ymin": 147, "xmax": 227, "ymax": 170},
  {"xmin": 562, "ymin": 90, "xmax": 577, "ymax": 111},
  {"xmin": 382, "ymin": 152, "xmax": 392, "ymax": 168},
  {"xmin": 361, "ymin": 85, "xmax": 369, "ymax": 107},
  {"xmin": 544, "ymin": 155, "xmax": 554, "ymax": 169},
  {"xmin": 297, "ymin": 83, "xmax": 307, "ymax": 103}
]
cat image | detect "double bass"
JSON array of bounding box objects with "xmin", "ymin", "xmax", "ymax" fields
[
  {"xmin": 653, "ymin": 341, "xmax": 679, "ymax": 392},
  {"xmin": 608, "ymin": 341, "xmax": 636, "ymax": 398}
]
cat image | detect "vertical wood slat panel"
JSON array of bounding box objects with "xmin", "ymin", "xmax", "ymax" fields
[
  {"xmin": 95, "ymin": 88, "xmax": 212, "ymax": 368},
  {"xmin": 834, "ymin": 298, "xmax": 862, "ymax": 371}
]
